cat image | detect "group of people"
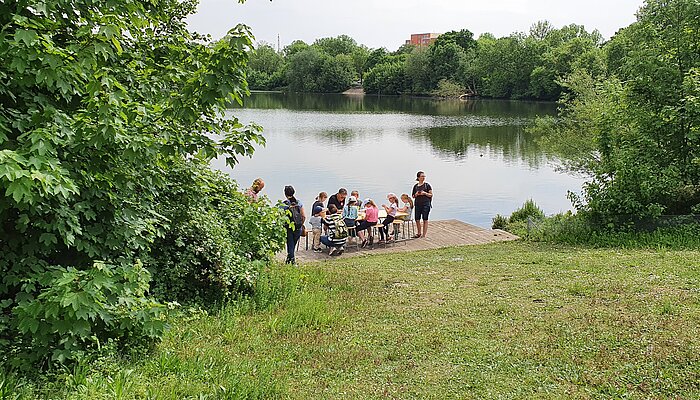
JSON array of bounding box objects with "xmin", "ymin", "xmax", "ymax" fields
[{"xmin": 277, "ymin": 171, "xmax": 433, "ymax": 264}]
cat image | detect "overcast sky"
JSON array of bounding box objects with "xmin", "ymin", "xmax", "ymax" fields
[{"xmin": 187, "ymin": 0, "xmax": 645, "ymax": 50}]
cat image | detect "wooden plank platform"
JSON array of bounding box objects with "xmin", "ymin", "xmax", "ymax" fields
[{"xmin": 286, "ymin": 219, "xmax": 519, "ymax": 263}]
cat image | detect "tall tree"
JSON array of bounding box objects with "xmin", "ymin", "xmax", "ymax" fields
[
  {"xmin": 0, "ymin": 0, "xmax": 265, "ymax": 363},
  {"xmin": 472, "ymin": 34, "xmax": 539, "ymax": 99},
  {"xmin": 351, "ymin": 45, "xmax": 370, "ymax": 83},
  {"xmin": 286, "ymin": 48, "xmax": 353, "ymax": 92},
  {"xmin": 283, "ymin": 40, "xmax": 309, "ymax": 58},
  {"xmin": 248, "ymin": 42, "xmax": 285, "ymax": 89},
  {"xmin": 404, "ymin": 46, "xmax": 432, "ymax": 93},
  {"xmin": 313, "ymin": 34, "xmax": 358, "ymax": 57},
  {"xmin": 535, "ymin": 0, "xmax": 700, "ymax": 222},
  {"xmin": 432, "ymin": 29, "xmax": 477, "ymax": 52}
]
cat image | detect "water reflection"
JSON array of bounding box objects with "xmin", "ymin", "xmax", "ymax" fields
[
  {"xmin": 411, "ymin": 125, "xmax": 543, "ymax": 167},
  {"xmin": 241, "ymin": 92, "xmax": 557, "ymax": 118},
  {"xmin": 218, "ymin": 92, "xmax": 582, "ymax": 227}
]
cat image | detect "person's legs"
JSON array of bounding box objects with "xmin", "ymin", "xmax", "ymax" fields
[
  {"xmin": 421, "ymin": 205, "xmax": 431, "ymax": 238},
  {"xmin": 285, "ymin": 229, "xmax": 296, "ymax": 263},
  {"xmin": 335, "ymin": 241, "xmax": 345, "ymax": 256},
  {"xmin": 312, "ymin": 229, "xmax": 322, "ymax": 250},
  {"xmin": 414, "ymin": 220, "xmax": 422, "ymax": 237},
  {"xmin": 356, "ymin": 220, "xmax": 369, "ymax": 244},
  {"xmin": 293, "ymin": 228, "xmax": 302, "ymax": 250},
  {"xmin": 320, "ymin": 235, "xmax": 335, "ymax": 255},
  {"xmin": 382, "ymin": 216, "xmax": 395, "ymax": 241},
  {"xmin": 369, "ymin": 222, "xmax": 376, "ymax": 245},
  {"xmin": 414, "ymin": 207, "xmax": 423, "ymax": 238}
]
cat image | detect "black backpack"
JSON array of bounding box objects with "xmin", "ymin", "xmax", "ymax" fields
[{"xmin": 287, "ymin": 201, "xmax": 303, "ymax": 230}]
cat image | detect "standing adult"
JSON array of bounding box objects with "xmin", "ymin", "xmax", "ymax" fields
[
  {"xmin": 283, "ymin": 185, "xmax": 306, "ymax": 264},
  {"xmin": 328, "ymin": 188, "xmax": 347, "ymax": 211},
  {"xmin": 244, "ymin": 178, "xmax": 265, "ymax": 202},
  {"xmin": 411, "ymin": 171, "xmax": 433, "ymax": 238}
]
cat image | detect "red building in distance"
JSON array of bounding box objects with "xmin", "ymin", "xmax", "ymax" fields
[{"xmin": 405, "ymin": 33, "xmax": 440, "ymax": 47}]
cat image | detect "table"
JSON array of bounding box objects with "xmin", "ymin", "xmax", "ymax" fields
[{"xmin": 357, "ymin": 209, "xmax": 409, "ymax": 221}]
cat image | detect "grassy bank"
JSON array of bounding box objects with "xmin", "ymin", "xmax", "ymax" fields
[{"xmin": 6, "ymin": 242, "xmax": 700, "ymax": 399}]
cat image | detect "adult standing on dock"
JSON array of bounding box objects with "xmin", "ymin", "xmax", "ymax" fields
[{"xmin": 412, "ymin": 171, "xmax": 433, "ymax": 238}]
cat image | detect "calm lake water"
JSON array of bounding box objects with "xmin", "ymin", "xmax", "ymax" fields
[{"xmin": 213, "ymin": 92, "xmax": 585, "ymax": 228}]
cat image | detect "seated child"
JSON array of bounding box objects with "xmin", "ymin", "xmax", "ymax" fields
[
  {"xmin": 379, "ymin": 193, "xmax": 399, "ymax": 242},
  {"xmin": 351, "ymin": 190, "xmax": 360, "ymax": 205},
  {"xmin": 355, "ymin": 198, "xmax": 378, "ymax": 247},
  {"xmin": 342, "ymin": 196, "xmax": 359, "ymax": 234},
  {"xmin": 312, "ymin": 191, "xmax": 327, "ymax": 212},
  {"xmin": 398, "ymin": 193, "xmax": 414, "ymax": 220}
]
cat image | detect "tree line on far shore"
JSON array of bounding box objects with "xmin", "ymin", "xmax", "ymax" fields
[{"xmin": 247, "ymin": 22, "xmax": 605, "ymax": 100}]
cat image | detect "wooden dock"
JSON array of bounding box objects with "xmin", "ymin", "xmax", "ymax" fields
[{"xmin": 289, "ymin": 219, "xmax": 519, "ymax": 262}]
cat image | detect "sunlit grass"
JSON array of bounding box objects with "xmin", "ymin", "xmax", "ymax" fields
[{"xmin": 8, "ymin": 242, "xmax": 700, "ymax": 399}]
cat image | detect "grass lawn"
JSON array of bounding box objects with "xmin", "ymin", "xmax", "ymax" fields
[{"xmin": 14, "ymin": 242, "xmax": 700, "ymax": 399}]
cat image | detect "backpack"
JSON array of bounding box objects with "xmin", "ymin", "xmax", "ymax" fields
[
  {"xmin": 287, "ymin": 201, "xmax": 303, "ymax": 230},
  {"xmin": 332, "ymin": 215, "xmax": 348, "ymax": 239}
]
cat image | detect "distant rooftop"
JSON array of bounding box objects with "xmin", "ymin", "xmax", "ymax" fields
[{"xmin": 405, "ymin": 33, "xmax": 441, "ymax": 47}]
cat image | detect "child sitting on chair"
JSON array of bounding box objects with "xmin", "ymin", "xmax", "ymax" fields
[
  {"xmin": 356, "ymin": 198, "xmax": 378, "ymax": 247},
  {"xmin": 379, "ymin": 193, "xmax": 399, "ymax": 243},
  {"xmin": 342, "ymin": 196, "xmax": 359, "ymax": 231},
  {"xmin": 398, "ymin": 193, "xmax": 413, "ymax": 220}
]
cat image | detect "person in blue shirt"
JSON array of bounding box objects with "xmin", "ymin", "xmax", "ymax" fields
[{"xmin": 342, "ymin": 196, "xmax": 359, "ymax": 229}]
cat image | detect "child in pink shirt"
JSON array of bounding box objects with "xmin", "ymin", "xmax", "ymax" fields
[{"xmin": 356, "ymin": 199, "xmax": 378, "ymax": 247}]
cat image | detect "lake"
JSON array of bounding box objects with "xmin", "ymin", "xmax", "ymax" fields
[{"xmin": 213, "ymin": 92, "xmax": 585, "ymax": 228}]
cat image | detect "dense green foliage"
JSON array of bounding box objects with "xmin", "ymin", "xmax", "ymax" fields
[
  {"xmin": 12, "ymin": 261, "xmax": 170, "ymax": 365},
  {"xmin": 498, "ymin": 200, "xmax": 700, "ymax": 250},
  {"xmin": 285, "ymin": 47, "xmax": 355, "ymax": 93},
  {"xmin": 249, "ymin": 36, "xmax": 364, "ymax": 92},
  {"xmin": 146, "ymin": 161, "xmax": 286, "ymax": 304},
  {"xmin": 506, "ymin": 211, "xmax": 700, "ymax": 249},
  {"xmin": 363, "ymin": 62, "xmax": 407, "ymax": 95},
  {"xmin": 1, "ymin": 0, "xmax": 285, "ymax": 366},
  {"xmin": 531, "ymin": 0, "xmax": 700, "ymax": 224},
  {"xmin": 248, "ymin": 24, "xmax": 604, "ymax": 99}
]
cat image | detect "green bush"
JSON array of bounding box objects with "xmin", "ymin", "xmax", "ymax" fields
[
  {"xmin": 492, "ymin": 214, "xmax": 509, "ymax": 230},
  {"xmin": 364, "ymin": 62, "xmax": 408, "ymax": 95},
  {"xmin": 509, "ymin": 199, "xmax": 545, "ymax": 223},
  {"xmin": 10, "ymin": 261, "xmax": 169, "ymax": 365},
  {"xmin": 431, "ymin": 79, "xmax": 465, "ymax": 98},
  {"xmin": 145, "ymin": 161, "xmax": 287, "ymax": 304},
  {"xmin": 509, "ymin": 211, "xmax": 700, "ymax": 249}
]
